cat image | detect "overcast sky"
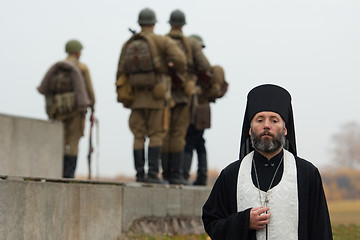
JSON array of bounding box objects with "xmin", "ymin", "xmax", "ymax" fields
[{"xmin": 1, "ymin": 0, "xmax": 359, "ymax": 178}]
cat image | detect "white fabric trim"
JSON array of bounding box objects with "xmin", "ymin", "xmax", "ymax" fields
[{"xmin": 236, "ymin": 150, "xmax": 298, "ymax": 240}]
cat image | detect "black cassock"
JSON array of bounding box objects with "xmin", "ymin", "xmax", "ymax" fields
[{"xmin": 202, "ymin": 151, "xmax": 333, "ymax": 240}]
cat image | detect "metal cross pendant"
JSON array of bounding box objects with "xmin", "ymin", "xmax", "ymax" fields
[{"xmin": 265, "ymin": 196, "xmax": 269, "ymax": 205}]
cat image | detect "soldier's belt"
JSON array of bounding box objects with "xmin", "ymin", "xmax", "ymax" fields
[{"xmin": 133, "ymin": 86, "xmax": 153, "ymax": 91}]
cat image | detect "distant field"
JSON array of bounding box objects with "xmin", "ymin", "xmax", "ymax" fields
[{"xmin": 328, "ymin": 200, "xmax": 360, "ymax": 225}]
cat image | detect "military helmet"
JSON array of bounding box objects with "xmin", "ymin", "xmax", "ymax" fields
[
  {"xmin": 65, "ymin": 40, "xmax": 83, "ymax": 53},
  {"xmin": 138, "ymin": 8, "xmax": 157, "ymax": 25},
  {"xmin": 190, "ymin": 34, "xmax": 205, "ymax": 48},
  {"xmin": 169, "ymin": 9, "xmax": 186, "ymax": 26}
]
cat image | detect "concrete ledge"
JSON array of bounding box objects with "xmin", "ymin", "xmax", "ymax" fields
[
  {"xmin": 0, "ymin": 114, "xmax": 63, "ymax": 178},
  {"xmin": 127, "ymin": 216, "xmax": 204, "ymax": 235},
  {"xmin": 0, "ymin": 177, "xmax": 211, "ymax": 239},
  {"xmin": 0, "ymin": 177, "xmax": 123, "ymax": 240},
  {"xmin": 122, "ymin": 183, "xmax": 210, "ymax": 233}
]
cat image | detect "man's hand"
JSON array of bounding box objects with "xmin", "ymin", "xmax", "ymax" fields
[{"xmin": 249, "ymin": 207, "xmax": 271, "ymax": 230}]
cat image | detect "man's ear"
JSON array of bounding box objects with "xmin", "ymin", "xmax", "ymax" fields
[
  {"xmin": 284, "ymin": 127, "xmax": 287, "ymax": 136},
  {"xmin": 249, "ymin": 127, "xmax": 251, "ymax": 136}
]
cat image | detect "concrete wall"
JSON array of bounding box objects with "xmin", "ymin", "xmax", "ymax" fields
[
  {"xmin": 122, "ymin": 183, "xmax": 210, "ymax": 232},
  {"xmin": 0, "ymin": 177, "xmax": 123, "ymax": 240},
  {"xmin": 0, "ymin": 114, "xmax": 63, "ymax": 178},
  {"xmin": 0, "ymin": 178, "xmax": 211, "ymax": 239}
]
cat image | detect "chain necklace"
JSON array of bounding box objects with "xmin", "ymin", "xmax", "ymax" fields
[
  {"xmin": 252, "ymin": 156, "xmax": 284, "ymax": 206},
  {"xmin": 252, "ymin": 155, "xmax": 284, "ymax": 240}
]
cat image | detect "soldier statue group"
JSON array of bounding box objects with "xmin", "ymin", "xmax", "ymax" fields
[{"xmin": 38, "ymin": 8, "xmax": 228, "ymax": 186}]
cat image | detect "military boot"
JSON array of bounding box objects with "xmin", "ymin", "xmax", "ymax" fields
[
  {"xmin": 147, "ymin": 146, "xmax": 167, "ymax": 184},
  {"xmin": 193, "ymin": 153, "xmax": 207, "ymax": 186},
  {"xmin": 182, "ymin": 151, "xmax": 193, "ymax": 181},
  {"xmin": 63, "ymin": 155, "xmax": 77, "ymax": 178},
  {"xmin": 134, "ymin": 149, "xmax": 145, "ymax": 182},
  {"xmin": 169, "ymin": 152, "xmax": 188, "ymax": 185},
  {"xmin": 161, "ymin": 152, "xmax": 170, "ymax": 181}
]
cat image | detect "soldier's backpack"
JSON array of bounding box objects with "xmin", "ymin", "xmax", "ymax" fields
[
  {"xmin": 208, "ymin": 65, "xmax": 229, "ymax": 102},
  {"xmin": 39, "ymin": 61, "xmax": 79, "ymax": 117},
  {"xmin": 48, "ymin": 63, "xmax": 74, "ymax": 94},
  {"xmin": 49, "ymin": 62, "xmax": 79, "ymax": 116},
  {"xmin": 124, "ymin": 37, "xmax": 154, "ymax": 74},
  {"xmin": 123, "ymin": 35, "xmax": 157, "ymax": 87}
]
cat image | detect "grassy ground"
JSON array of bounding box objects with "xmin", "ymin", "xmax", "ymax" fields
[
  {"xmin": 126, "ymin": 234, "xmax": 209, "ymax": 240},
  {"xmin": 126, "ymin": 200, "xmax": 360, "ymax": 239},
  {"xmin": 128, "ymin": 226, "xmax": 359, "ymax": 240},
  {"xmin": 332, "ymin": 225, "xmax": 360, "ymax": 240},
  {"xmin": 329, "ymin": 200, "xmax": 360, "ymax": 239},
  {"xmin": 328, "ymin": 200, "xmax": 360, "ymax": 225}
]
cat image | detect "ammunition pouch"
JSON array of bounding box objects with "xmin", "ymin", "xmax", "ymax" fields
[
  {"xmin": 116, "ymin": 74, "xmax": 134, "ymax": 108},
  {"xmin": 153, "ymin": 82, "xmax": 166, "ymax": 99},
  {"xmin": 153, "ymin": 74, "xmax": 171, "ymax": 100},
  {"xmin": 184, "ymin": 80, "xmax": 196, "ymax": 97},
  {"xmin": 194, "ymin": 103, "xmax": 211, "ymax": 130},
  {"xmin": 46, "ymin": 92, "xmax": 76, "ymax": 117}
]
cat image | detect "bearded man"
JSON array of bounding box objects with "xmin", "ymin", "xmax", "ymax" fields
[{"xmin": 202, "ymin": 84, "xmax": 332, "ymax": 240}]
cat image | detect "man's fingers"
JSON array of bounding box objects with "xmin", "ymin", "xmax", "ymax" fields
[
  {"xmin": 249, "ymin": 208, "xmax": 271, "ymax": 230},
  {"xmin": 258, "ymin": 212, "xmax": 271, "ymax": 221},
  {"xmin": 251, "ymin": 207, "xmax": 270, "ymax": 215},
  {"xmin": 253, "ymin": 215, "xmax": 271, "ymax": 230}
]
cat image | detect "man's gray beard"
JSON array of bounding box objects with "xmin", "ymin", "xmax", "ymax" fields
[{"xmin": 250, "ymin": 129, "xmax": 286, "ymax": 153}]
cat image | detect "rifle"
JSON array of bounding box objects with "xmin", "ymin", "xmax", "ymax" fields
[
  {"xmin": 197, "ymin": 71, "xmax": 213, "ymax": 84},
  {"xmin": 189, "ymin": 92, "xmax": 197, "ymax": 124},
  {"xmin": 163, "ymin": 100, "xmax": 169, "ymax": 131},
  {"xmin": 128, "ymin": 28, "xmax": 137, "ymax": 34},
  {"xmin": 169, "ymin": 65, "xmax": 186, "ymax": 89},
  {"xmin": 87, "ymin": 111, "xmax": 95, "ymax": 179}
]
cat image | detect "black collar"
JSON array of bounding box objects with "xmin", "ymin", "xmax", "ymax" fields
[{"xmin": 253, "ymin": 149, "xmax": 284, "ymax": 168}]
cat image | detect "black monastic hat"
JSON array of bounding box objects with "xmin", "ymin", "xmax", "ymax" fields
[{"xmin": 239, "ymin": 84, "xmax": 297, "ymax": 159}]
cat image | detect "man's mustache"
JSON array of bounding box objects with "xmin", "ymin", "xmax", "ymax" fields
[{"xmin": 260, "ymin": 131, "xmax": 274, "ymax": 138}]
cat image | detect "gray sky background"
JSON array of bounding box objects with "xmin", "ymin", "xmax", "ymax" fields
[{"xmin": 1, "ymin": 0, "xmax": 359, "ymax": 178}]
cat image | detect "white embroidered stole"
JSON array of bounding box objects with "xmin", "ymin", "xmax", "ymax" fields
[{"xmin": 236, "ymin": 150, "xmax": 298, "ymax": 240}]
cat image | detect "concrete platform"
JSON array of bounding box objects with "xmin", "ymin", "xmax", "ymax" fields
[
  {"xmin": 0, "ymin": 176, "xmax": 211, "ymax": 239},
  {"xmin": 0, "ymin": 114, "xmax": 211, "ymax": 238}
]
